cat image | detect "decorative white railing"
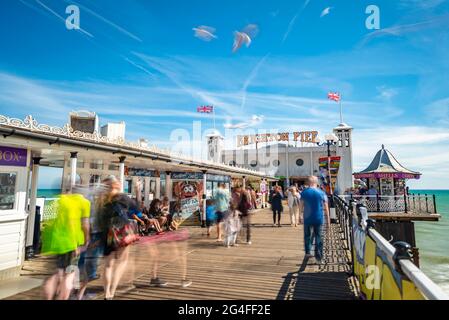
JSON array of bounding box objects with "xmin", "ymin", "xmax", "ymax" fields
[{"xmin": 0, "ymin": 114, "xmax": 267, "ymax": 177}]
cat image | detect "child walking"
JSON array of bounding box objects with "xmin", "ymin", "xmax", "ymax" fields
[
  {"xmin": 205, "ymin": 199, "xmax": 216, "ymax": 237},
  {"xmin": 223, "ymin": 204, "xmax": 241, "ymax": 248}
]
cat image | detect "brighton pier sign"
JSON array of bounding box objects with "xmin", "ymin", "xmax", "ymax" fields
[{"xmin": 237, "ymin": 131, "xmax": 319, "ymax": 147}]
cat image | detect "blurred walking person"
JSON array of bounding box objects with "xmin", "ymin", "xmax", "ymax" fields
[
  {"xmin": 41, "ymin": 188, "xmax": 91, "ymax": 300},
  {"xmin": 77, "ymin": 185, "xmax": 107, "ymax": 299},
  {"xmin": 101, "ymin": 177, "xmax": 139, "ymax": 300},
  {"xmin": 299, "ymin": 176, "xmax": 330, "ymax": 264},
  {"xmin": 205, "ymin": 199, "xmax": 216, "ymax": 237},
  {"xmin": 247, "ymin": 186, "xmax": 257, "ymax": 210},
  {"xmin": 287, "ymin": 187, "xmax": 301, "ymax": 227},
  {"xmin": 224, "ymin": 204, "xmax": 241, "ymax": 248},
  {"xmin": 213, "ymin": 183, "xmax": 230, "ymax": 242},
  {"xmin": 239, "ymin": 188, "xmax": 252, "ymax": 244},
  {"xmin": 270, "ymin": 186, "xmax": 284, "ymax": 227},
  {"xmin": 231, "ymin": 186, "xmax": 242, "ymax": 208}
]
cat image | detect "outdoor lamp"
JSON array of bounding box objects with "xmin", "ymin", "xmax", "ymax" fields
[
  {"xmin": 316, "ymin": 133, "xmax": 338, "ymax": 156},
  {"xmin": 324, "ymin": 133, "xmax": 339, "ymax": 143}
]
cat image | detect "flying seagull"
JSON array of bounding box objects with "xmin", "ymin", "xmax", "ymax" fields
[
  {"xmin": 192, "ymin": 25, "xmax": 217, "ymax": 41},
  {"xmin": 232, "ymin": 24, "xmax": 259, "ymax": 53},
  {"xmin": 320, "ymin": 7, "xmax": 332, "ymax": 18},
  {"xmin": 224, "ymin": 115, "xmax": 264, "ymax": 129}
]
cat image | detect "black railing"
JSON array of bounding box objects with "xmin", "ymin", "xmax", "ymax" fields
[
  {"xmin": 333, "ymin": 195, "xmax": 448, "ymax": 300},
  {"xmin": 338, "ymin": 194, "xmax": 437, "ymax": 214},
  {"xmin": 333, "ymin": 195, "xmax": 355, "ymax": 274}
]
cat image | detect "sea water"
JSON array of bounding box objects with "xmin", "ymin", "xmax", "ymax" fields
[
  {"xmin": 37, "ymin": 189, "xmax": 61, "ymax": 198},
  {"xmin": 412, "ymin": 190, "xmax": 449, "ymax": 295}
]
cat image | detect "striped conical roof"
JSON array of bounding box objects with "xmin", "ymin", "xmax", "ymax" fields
[{"xmin": 354, "ymin": 145, "xmax": 421, "ymax": 178}]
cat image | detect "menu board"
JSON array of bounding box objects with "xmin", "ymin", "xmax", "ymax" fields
[{"xmin": 171, "ymin": 197, "xmax": 200, "ymax": 224}]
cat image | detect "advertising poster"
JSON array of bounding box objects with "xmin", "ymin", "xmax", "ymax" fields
[
  {"xmin": 318, "ymin": 156, "xmax": 341, "ymax": 194},
  {"xmin": 173, "ymin": 181, "xmax": 204, "ymax": 225},
  {"xmin": 260, "ymin": 181, "xmax": 267, "ymax": 194}
]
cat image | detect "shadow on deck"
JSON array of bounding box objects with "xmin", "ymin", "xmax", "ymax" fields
[{"xmin": 276, "ymin": 223, "xmax": 358, "ymax": 300}]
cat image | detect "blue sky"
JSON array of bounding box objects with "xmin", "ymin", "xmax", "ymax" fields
[{"xmin": 1, "ymin": 0, "xmax": 449, "ymax": 189}]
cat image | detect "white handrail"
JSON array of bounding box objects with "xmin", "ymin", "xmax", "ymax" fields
[
  {"xmin": 399, "ymin": 260, "xmax": 449, "ymax": 300},
  {"xmin": 354, "ymin": 205, "xmax": 448, "ymax": 300},
  {"xmin": 364, "ymin": 223, "xmax": 449, "ymax": 300}
]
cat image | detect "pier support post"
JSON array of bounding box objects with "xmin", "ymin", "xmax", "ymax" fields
[
  {"xmin": 201, "ymin": 170, "xmax": 207, "ymax": 228},
  {"xmin": 165, "ymin": 171, "xmax": 172, "ymax": 200},
  {"xmin": 118, "ymin": 156, "xmax": 126, "ymax": 192},
  {"xmin": 404, "ymin": 192, "xmax": 408, "ymax": 213},
  {"xmin": 70, "ymin": 152, "xmax": 78, "ymax": 189},
  {"xmin": 155, "ymin": 176, "xmax": 161, "ymax": 199},
  {"xmin": 25, "ymin": 156, "xmax": 42, "ymax": 259},
  {"xmin": 144, "ymin": 177, "xmax": 150, "ymax": 207}
]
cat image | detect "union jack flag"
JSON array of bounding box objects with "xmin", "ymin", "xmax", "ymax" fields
[
  {"xmin": 327, "ymin": 92, "xmax": 341, "ymax": 102},
  {"xmin": 197, "ymin": 105, "xmax": 214, "ymax": 113}
]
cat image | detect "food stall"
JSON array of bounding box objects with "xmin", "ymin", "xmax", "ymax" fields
[{"xmin": 353, "ymin": 145, "xmax": 421, "ymax": 196}]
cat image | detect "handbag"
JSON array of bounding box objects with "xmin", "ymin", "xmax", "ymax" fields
[
  {"xmin": 107, "ymin": 202, "xmax": 139, "ymax": 250},
  {"xmin": 107, "ymin": 222, "xmax": 139, "ymax": 250}
]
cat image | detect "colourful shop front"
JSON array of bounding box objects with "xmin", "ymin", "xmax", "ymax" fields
[{"xmin": 353, "ymin": 145, "xmax": 421, "ymax": 196}]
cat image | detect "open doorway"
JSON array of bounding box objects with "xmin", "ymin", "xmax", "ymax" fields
[{"xmin": 37, "ymin": 167, "xmax": 63, "ymax": 198}]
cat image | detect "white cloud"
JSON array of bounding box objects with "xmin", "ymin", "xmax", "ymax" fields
[
  {"xmin": 360, "ymin": 13, "xmax": 449, "ymax": 47},
  {"xmin": 282, "ymin": 0, "xmax": 310, "ymax": 43},
  {"xmin": 425, "ymin": 97, "xmax": 449, "ymax": 125},
  {"xmin": 398, "ymin": 0, "xmax": 445, "ymax": 10},
  {"xmin": 377, "ymin": 86, "xmax": 398, "ymax": 101}
]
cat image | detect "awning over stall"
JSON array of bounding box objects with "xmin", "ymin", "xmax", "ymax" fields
[{"xmin": 353, "ymin": 145, "xmax": 421, "ymax": 179}]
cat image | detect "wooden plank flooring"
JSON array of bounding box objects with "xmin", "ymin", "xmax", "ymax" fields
[{"xmin": 4, "ymin": 206, "xmax": 358, "ymax": 300}]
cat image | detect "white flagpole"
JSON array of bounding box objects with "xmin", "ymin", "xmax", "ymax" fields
[
  {"xmin": 213, "ymin": 106, "xmax": 216, "ymax": 130},
  {"xmin": 339, "ymin": 94, "xmax": 343, "ymax": 124}
]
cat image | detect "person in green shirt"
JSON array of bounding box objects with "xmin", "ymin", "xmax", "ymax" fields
[{"xmin": 41, "ymin": 190, "xmax": 90, "ymax": 300}]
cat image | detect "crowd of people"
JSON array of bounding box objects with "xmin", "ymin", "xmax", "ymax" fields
[
  {"xmin": 267, "ymin": 177, "xmax": 331, "ymax": 264},
  {"xmin": 205, "ymin": 183, "xmax": 255, "ymax": 247},
  {"xmin": 344, "ymin": 186, "xmax": 378, "ymax": 196},
  {"xmin": 41, "ymin": 176, "xmax": 190, "ymax": 301},
  {"xmin": 39, "ymin": 175, "xmax": 331, "ymax": 300},
  {"xmin": 205, "ymin": 177, "xmax": 331, "ymax": 266}
]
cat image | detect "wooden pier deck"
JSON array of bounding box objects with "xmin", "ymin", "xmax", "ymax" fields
[{"xmin": 4, "ymin": 206, "xmax": 358, "ymax": 300}]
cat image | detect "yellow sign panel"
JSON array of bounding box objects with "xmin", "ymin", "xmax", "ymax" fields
[{"xmin": 352, "ymin": 222, "xmax": 426, "ymax": 300}]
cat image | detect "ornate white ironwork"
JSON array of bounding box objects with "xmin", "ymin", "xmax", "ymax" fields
[{"xmin": 0, "ymin": 114, "xmax": 264, "ymax": 176}]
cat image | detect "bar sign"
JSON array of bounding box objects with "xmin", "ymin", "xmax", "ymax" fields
[{"xmin": 0, "ymin": 146, "xmax": 28, "ymax": 167}]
